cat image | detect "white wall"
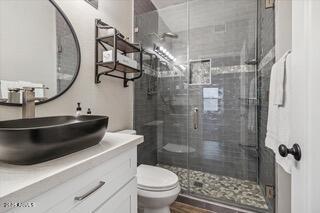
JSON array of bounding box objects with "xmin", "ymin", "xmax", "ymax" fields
[
  {"xmin": 0, "ymin": 0, "xmax": 134, "ymax": 132},
  {"xmin": 275, "ymin": 1, "xmax": 292, "ymax": 213},
  {"xmin": 0, "ymin": 0, "xmax": 57, "ymax": 96},
  {"xmin": 275, "ymin": 0, "xmax": 292, "ymax": 59},
  {"xmin": 276, "ymin": 164, "xmax": 291, "ymax": 213}
]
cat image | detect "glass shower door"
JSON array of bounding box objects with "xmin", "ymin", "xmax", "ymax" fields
[
  {"xmin": 186, "ymin": 0, "xmax": 267, "ymax": 210},
  {"xmin": 145, "ymin": 0, "xmax": 190, "ymax": 194}
]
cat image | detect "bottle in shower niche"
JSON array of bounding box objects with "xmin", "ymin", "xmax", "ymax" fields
[{"xmin": 76, "ymin": 102, "xmax": 82, "ymax": 116}]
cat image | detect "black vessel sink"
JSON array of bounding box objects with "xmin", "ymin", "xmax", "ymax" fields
[{"xmin": 0, "ymin": 115, "xmax": 108, "ymax": 165}]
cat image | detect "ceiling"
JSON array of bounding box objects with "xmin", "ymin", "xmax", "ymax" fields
[
  {"xmin": 134, "ymin": 0, "xmax": 156, "ymax": 15},
  {"xmin": 150, "ymin": 0, "xmax": 188, "ymax": 9}
]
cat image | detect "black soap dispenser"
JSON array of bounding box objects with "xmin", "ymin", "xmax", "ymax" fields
[
  {"xmin": 87, "ymin": 108, "xmax": 92, "ymax": 115},
  {"xmin": 76, "ymin": 103, "xmax": 82, "ymax": 116}
]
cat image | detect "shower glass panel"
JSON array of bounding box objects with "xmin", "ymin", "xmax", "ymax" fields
[
  {"xmin": 134, "ymin": 1, "xmax": 189, "ymax": 177},
  {"xmin": 186, "ymin": 0, "xmax": 267, "ymax": 210},
  {"xmin": 154, "ymin": 1, "xmax": 189, "ymax": 189},
  {"xmin": 134, "ymin": 0, "xmax": 270, "ymax": 212}
]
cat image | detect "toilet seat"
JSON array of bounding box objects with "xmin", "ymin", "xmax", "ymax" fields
[{"xmin": 137, "ymin": 164, "xmax": 179, "ymax": 192}]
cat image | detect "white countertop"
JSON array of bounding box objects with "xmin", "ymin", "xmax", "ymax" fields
[{"xmin": 0, "ymin": 132, "xmax": 143, "ymax": 204}]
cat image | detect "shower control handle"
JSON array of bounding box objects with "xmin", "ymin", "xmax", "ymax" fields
[
  {"xmin": 278, "ymin": 143, "xmax": 301, "ymax": 161},
  {"xmin": 193, "ymin": 107, "xmax": 199, "ymax": 130}
]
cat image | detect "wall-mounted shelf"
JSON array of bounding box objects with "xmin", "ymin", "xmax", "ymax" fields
[
  {"xmin": 97, "ymin": 36, "xmax": 140, "ymax": 53},
  {"xmin": 96, "ymin": 61, "xmax": 140, "ymax": 73},
  {"xmin": 95, "ymin": 19, "xmax": 143, "ymax": 87}
]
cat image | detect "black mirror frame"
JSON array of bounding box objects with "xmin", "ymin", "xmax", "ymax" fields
[{"xmin": 0, "ymin": 0, "xmax": 81, "ymax": 107}]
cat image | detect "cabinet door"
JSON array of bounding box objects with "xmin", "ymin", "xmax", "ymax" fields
[
  {"xmin": 4, "ymin": 148, "xmax": 137, "ymax": 213},
  {"xmin": 93, "ymin": 178, "xmax": 137, "ymax": 213}
]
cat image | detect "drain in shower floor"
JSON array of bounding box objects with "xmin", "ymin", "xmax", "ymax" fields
[{"xmin": 194, "ymin": 181, "xmax": 203, "ymax": 187}]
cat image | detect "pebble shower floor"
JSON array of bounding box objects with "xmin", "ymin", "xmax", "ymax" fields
[{"xmin": 158, "ymin": 164, "xmax": 269, "ymax": 210}]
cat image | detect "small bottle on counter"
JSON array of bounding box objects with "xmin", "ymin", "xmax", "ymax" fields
[{"xmin": 76, "ymin": 103, "xmax": 82, "ymax": 116}]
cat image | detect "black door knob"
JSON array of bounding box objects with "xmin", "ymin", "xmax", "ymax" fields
[{"xmin": 278, "ymin": 143, "xmax": 301, "ymax": 161}]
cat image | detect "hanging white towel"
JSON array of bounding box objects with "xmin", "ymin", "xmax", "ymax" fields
[
  {"xmin": 265, "ymin": 51, "xmax": 293, "ymax": 174},
  {"xmin": 273, "ymin": 51, "xmax": 291, "ymax": 106}
]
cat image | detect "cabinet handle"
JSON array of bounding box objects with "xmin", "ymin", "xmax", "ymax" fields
[{"xmin": 74, "ymin": 181, "xmax": 105, "ymax": 201}]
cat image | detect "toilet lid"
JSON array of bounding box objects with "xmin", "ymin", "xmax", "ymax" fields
[{"xmin": 137, "ymin": 164, "xmax": 179, "ymax": 191}]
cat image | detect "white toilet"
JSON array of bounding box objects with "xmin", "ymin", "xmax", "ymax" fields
[
  {"xmin": 137, "ymin": 164, "xmax": 180, "ymax": 213},
  {"xmin": 117, "ymin": 130, "xmax": 180, "ymax": 213}
]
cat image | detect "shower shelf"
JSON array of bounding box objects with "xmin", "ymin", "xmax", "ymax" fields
[{"xmin": 95, "ymin": 19, "xmax": 143, "ymax": 87}]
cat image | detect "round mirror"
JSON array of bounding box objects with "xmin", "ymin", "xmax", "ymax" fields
[{"xmin": 0, "ymin": 0, "xmax": 80, "ymax": 106}]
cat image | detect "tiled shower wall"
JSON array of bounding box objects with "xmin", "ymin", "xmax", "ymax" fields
[
  {"xmin": 156, "ymin": 70, "xmax": 258, "ymax": 181},
  {"xmin": 257, "ymin": 0, "xmax": 276, "ymax": 211},
  {"xmin": 134, "ymin": 73, "xmax": 159, "ymax": 165}
]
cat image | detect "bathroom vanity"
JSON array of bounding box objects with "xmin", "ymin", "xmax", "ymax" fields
[{"xmin": 0, "ymin": 133, "xmax": 143, "ymax": 213}]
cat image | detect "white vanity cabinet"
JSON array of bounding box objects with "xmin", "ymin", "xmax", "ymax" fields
[{"xmin": 6, "ymin": 148, "xmax": 138, "ymax": 213}]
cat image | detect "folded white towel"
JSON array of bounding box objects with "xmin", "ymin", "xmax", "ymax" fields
[{"xmin": 265, "ymin": 52, "xmax": 293, "ymax": 174}]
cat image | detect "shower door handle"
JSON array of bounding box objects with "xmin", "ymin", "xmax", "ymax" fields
[{"xmin": 193, "ymin": 107, "xmax": 199, "ymax": 130}]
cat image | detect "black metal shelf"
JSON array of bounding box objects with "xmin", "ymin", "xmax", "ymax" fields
[
  {"xmin": 97, "ymin": 61, "xmax": 140, "ymax": 73},
  {"xmin": 95, "ymin": 19, "xmax": 143, "ymax": 87}
]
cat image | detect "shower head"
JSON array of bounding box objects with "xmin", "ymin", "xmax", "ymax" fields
[
  {"xmin": 148, "ymin": 32, "xmax": 179, "ymax": 41},
  {"xmin": 160, "ymin": 32, "xmax": 179, "ymax": 39}
]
